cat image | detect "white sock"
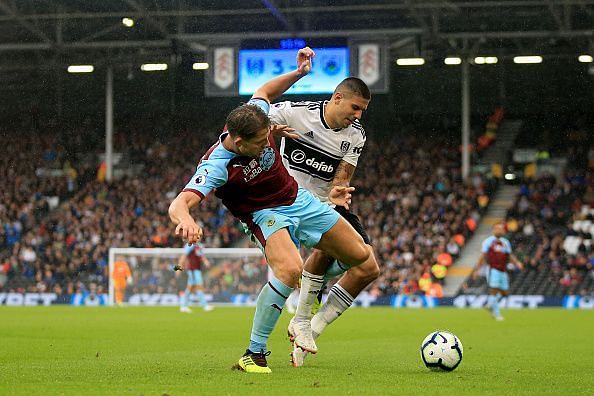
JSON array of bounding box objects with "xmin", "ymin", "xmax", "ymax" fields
[
  {"xmin": 311, "ymin": 283, "xmax": 354, "ymax": 338},
  {"xmin": 295, "ymin": 270, "xmax": 325, "ymax": 321},
  {"xmin": 286, "ymin": 289, "xmax": 299, "ymax": 314}
]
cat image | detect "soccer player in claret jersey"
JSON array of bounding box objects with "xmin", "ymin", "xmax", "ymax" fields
[
  {"xmin": 179, "ymin": 243, "xmax": 213, "ymax": 313},
  {"xmin": 474, "ymin": 223, "xmax": 524, "ymax": 320},
  {"xmin": 269, "ymin": 77, "xmax": 381, "ymax": 366},
  {"xmin": 169, "ymin": 47, "xmax": 370, "ymax": 374}
]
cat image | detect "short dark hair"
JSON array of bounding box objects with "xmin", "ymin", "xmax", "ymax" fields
[
  {"xmin": 334, "ymin": 77, "xmax": 371, "ymax": 100},
  {"xmin": 225, "ymin": 104, "xmax": 270, "ymax": 140}
]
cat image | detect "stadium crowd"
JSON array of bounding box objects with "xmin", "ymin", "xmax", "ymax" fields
[
  {"xmin": 1, "ymin": 114, "xmax": 495, "ymax": 298},
  {"xmin": 104, "ymin": 132, "xmax": 494, "ymax": 298},
  {"xmin": 463, "ymin": 170, "xmax": 593, "ymax": 296},
  {"xmin": 5, "ymin": 119, "xmax": 586, "ymax": 301},
  {"xmin": 0, "ymin": 116, "xmax": 244, "ymax": 295},
  {"xmin": 507, "ymin": 171, "xmax": 592, "ymax": 295},
  {"xmin": 465, "ymin": 109, "xmax": 593, "ymax": 296},
  {"xmin": 341, "ymin": 136, "xmax": 493, "ymax": 297}
]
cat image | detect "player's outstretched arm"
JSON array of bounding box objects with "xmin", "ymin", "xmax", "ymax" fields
[
  {"xmin": 169, "ymin": 191, "xmax": 203, "ymax": 244},
  {"xmin": 252, "ymin": 47, "xmax": 315, "ymax": 103},
  {"xmin": 473, "ymin": 253, "xmax": 486, "ymax": 278},
  {"xmin": 510, "ymin": 253, "xmax": 524, "ymax": 271},
  {"xmin": 177, "ymin": 254, "xmax": 188, "ymax": 270},
  {"xmin": 203, "ymin": 256, "xmax": 212, "ymax": 268}
]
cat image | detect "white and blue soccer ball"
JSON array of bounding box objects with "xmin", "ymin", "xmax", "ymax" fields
[{"xmin": 420, "ymin": 330, "xmax": 463, "ymax": 371}]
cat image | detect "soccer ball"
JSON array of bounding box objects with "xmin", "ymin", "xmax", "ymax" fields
[{"xmin": 420, "ymin": 330, "xmax": 463, "ymax": 371}]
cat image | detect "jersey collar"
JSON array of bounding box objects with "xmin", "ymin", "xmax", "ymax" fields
[
  {"xmin": 320, "ymin": 100, "xmax": 343, "ymax": 132},
  {"xmin": 219, "ymin": 132, "xmax": 240, "ymax": 157}
]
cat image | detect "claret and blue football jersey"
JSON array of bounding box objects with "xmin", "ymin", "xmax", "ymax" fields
[{"xmin": 183, "ymin": 98, "xmax": 298, "ymax": 222}]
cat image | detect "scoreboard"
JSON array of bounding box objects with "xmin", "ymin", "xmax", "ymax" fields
[
  {"xmin": 238, "ymin": 47, "xmax": 349, "ymax": 95},
  {"xmin": 205, "ymin": 38, "xmax": 387, "ymax": 96}
]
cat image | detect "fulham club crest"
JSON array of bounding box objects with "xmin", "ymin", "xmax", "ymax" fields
[{"xmin": 340, "ymin": 141, "xmax": 351, "ymax": 153}]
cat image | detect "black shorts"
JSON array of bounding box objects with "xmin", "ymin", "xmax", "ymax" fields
[{"xmin": 333, "ymin": 206, "xmax": 371, "ymax": 245}]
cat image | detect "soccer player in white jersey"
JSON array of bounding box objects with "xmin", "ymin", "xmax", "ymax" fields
[
  {"xmin": 169, "ymin": 48, "xmax": 370, "ymax": 373},
  {"xmin": 269, "ymin": 77, "xmax": 381, "ymax": 366}
]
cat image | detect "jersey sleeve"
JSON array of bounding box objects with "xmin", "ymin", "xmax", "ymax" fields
[
  {"xmin": 248, "ymin": 97, "xmax": 270, "ymax": 115},
  {"xmin": 481, "ymin": 237, "xmax": 494, "ymax": 253},
  {"xmin": 502, "ymin": 238, "xmax": 513, "ymax": 254},
  {"xmin": 342, "ymin": 127, "xmax": 366, "ymax": 167},
  {"xmin": 268, "ymin": 101, "xmax": 292, "ymax": 125},
  {"xmin": 183, "ymin": 244, "xmax": 194, "ymax": 255},
  {"xmin": 183, "ymin": 158, "xmax": 228, "ymax": 198}
]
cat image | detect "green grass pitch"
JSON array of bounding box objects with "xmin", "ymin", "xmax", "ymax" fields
[{"xmin": 1, "ymin": 307, "xmax": 592, "ymax": 395}]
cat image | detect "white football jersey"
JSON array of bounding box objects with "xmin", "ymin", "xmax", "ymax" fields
[{"xmin": 270, "ymin": 100, "xmax": 366, "ymax": 203}]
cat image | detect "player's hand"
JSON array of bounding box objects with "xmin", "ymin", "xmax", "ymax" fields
[
  {"xmin": 472, "ymin": 268, "xmax": 485, "ymax": 279},
  {"xmin": 270, "ymin": 124, "xmax": 298, "ymax": 139},
  {"xmin": 175, "ymin": 219, "xmax": 203, "ymax": 245},
  {"xmin": 297, "ymin": 47, "xmax": 315, "ymax": 75},
  {"xmin": 329, "ymin": 186, "xmax": 355, "ymax": 210}
]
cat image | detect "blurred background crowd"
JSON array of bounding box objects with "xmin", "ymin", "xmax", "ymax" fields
[{"xmin": 1, "ymin": 111, "xmax": 592, "ymax": 299}]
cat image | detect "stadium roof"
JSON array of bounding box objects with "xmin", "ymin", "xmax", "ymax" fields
[{"xmin": 0, "ymin": 0, "xmax": 592, "ymax": 71}]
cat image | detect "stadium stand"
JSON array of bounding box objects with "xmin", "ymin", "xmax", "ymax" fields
[
  {"xmin": 461, "ymin": 114, "xmax": 593, "ymax": 297},
  {"xmin": 1, "ymin": 117, "xmax": 495, "ymax": 297},
  {"xmin": 461, "ymin": 171, "xmax": 593, "ymax": 297},
  {"xmin": 8, "ymin": 114, "xmax": 591, "ymax": 299},
  {"xmin": 351, "ymin": 134, "xmax": 496, "ymax": 297},
  {"xmin": 0, "ymin": 117, "xmax": 244, "ymax": 293}
]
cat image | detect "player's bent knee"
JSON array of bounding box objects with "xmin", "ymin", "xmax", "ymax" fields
[
  {"xmin": 271, "ymin": 261, "xmax": 302, "ymax": 287},
  {"xmin": 356, "ymin": 244, "xmax": 370, "ymax": 265},
  {"xmin": 365, "ymin": 249, "xmax": 381, "ymax": 280},
  {"xmin": 351, "ymin": 255, "xmax": 380, "ymax": 283},
  {"xmin": 360, "ymin": 261, "xmax": 380, "ymax": 281},
  {"xmin": 369, "ymin": 264, "xmax": 380, "ymax": 281},
  {"xmin": 344, "ymin": 240, "xmax": 369, "ymax": 267},
  {"xmin": 345, "ymin": 245, "xmax": 379, "ymax": 282}
]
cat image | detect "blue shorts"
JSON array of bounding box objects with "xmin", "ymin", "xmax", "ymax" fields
[
  {"xmin": 187, "ymin": 269, "xmax": 204, "ymax": 286},
  {"xmin": 488, "ymin": 268, "xmax": 509, "ymax": 291},
  {"xmin": 247, "ymin": 188, "xmax": 340, "ymax": 250}
]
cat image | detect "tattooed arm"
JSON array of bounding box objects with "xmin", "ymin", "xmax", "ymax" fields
[{"xmin": 331, "ymin": 160, "xmax": 356, "ymax": 188}]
